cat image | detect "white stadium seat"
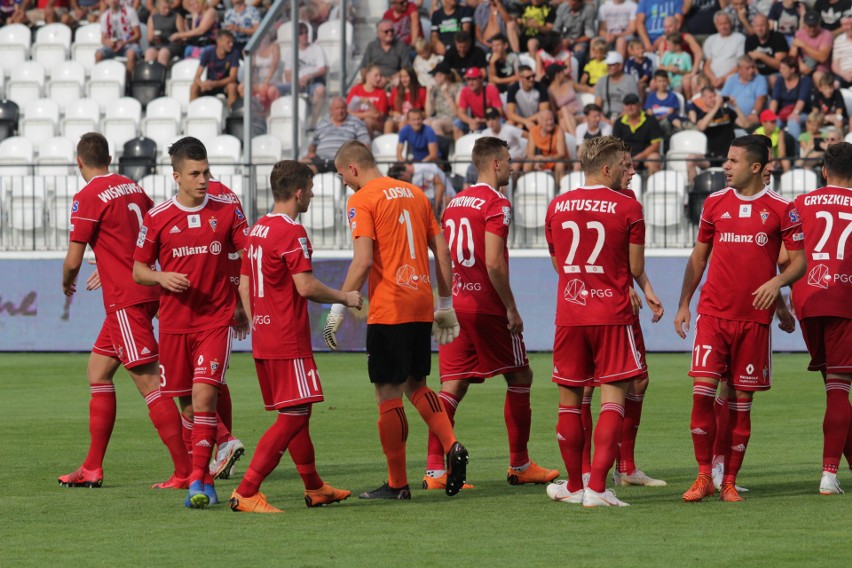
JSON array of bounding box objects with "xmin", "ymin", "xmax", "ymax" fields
[
  {"xmin": 7, "ymin": 62, "xmax": 46, "ymax": 108},
  {"xmin": 47, "ymin": 61, "xmax": 86, "ymax": 113},
  {"xmin": 0, "ymin": 24, "xmax": 32, "ymax": 78},
  {"xmin": 62, "ymin": 98, "xmax": 101, "ymax": 142},
  {"xmin": 21, "ymin": 99, "xmax": 60, "ymax": 148},
  {"xmin": 252, "ymin": 134, "xmax": 283, "ymax": 210},
  {"xmin": 371, "ymin": 133, "xmax": 398, "ymax": 175},
  {"xmin": 451, "ymin": 133, "xmax": 483, "ymax": 177},
  {"xmin": 3, "ymin": 176, "xmax": 46, "ymax": 249},
  {"xmin": 268, "ymin": 96, "xmax": 308, "ymax": 151},
  {"xmin": 513, "ymin": 171, "xmax": 555, "ymax": 247},
  {"xmin": 208, "ymin": 134, "xmax": 242, "ymax": 175},
  {"xmin": 0, "ymin": 137, "xmax": 35, "ymax": 176},
  {"xmin": 184, "ymin": 96, "xmax": 224, "ymax": 140},
  {"xmin": 36, "ymin": 136, "xmax": 76, "ymax": 179},
  {"xmin": 88, "ymin": 60, "xmax": 127, "ymax": 113},
  {"xmin": 103, "ymin": 97, "xmax": 143, "ymax": 149},
  {"xmin": 142, "ymin": 96, "xmax": 182, "ymax": 150},
  {"xmin": 72, "ymin": 23, "xmax": 102, "ymax": 75},
  {"xmin": 779, "ymin": 168, "xmax": 818, "ymax": 198},
  {"xmin": 139, "ymin": 173, "xmax": 176, "ymax": 203},
  {"xmin": 48, "ymin": 174, "xmax": 86, "ymax": 239},
  {"xmin": 644, "ymin": 169, "xmax": 688, "ymax": 246},
  {"xmin": 166, "ymin": 59, "xmax": 201, "ymax": 110},
  {"xmin": 32, "ymin": 23, "xmax": 72, "ymax": 73}
]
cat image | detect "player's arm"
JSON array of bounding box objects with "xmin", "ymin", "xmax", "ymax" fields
[
  {"xmin": 323, "ymin": 236, "xmax": 373, "ymax": 350},
  {"xmin": 628, "ymin": 243, "xmax": 645, "ymax": 279},
  {"xmin": 635, "ymin": 271, "xmax": 664, "ymax": 322},
  {"xmin": 428, "ymin": 231, "xmax": 460, "ymax": 344},
  {"xmin": 62, "ymin": 241, "xmax": 87, "ymax": 296},
  {"xmin": 674, "ymin": 240, "xmax": 712, "ymax": 338},
  {"xmin": 293, "ymin": 272, "xmax": 362, "ymax": 308},
  {"xmin": 238, "ymin": 274, "xmax": 252, "ymax": 323},
  {"xmin": 132, "ymin": 260, "xmax": 190, "ymax": 293},
  {"xmin": 485, "ymin": 231, "xmax": 522, "ymax": 333},
  {"xmin": 752, "ymin": 247, "xmax": 806, "ymax": 310}
]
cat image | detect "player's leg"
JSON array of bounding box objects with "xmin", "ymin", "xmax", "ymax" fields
[
  {"xmin": 424, "ymin": 379, "xmax": 469, "ymax": 489},
  {"xmin": 720, "ymin": 389, "xmax": 753, "ymax": 502},
  {"xmin": 711, "ymin": 379, "xmax": 731, "ymax": 486},
  {"xmin": 290, "ymin": 413, "xmax": 353, "ymax": 507},
  {"xmin": 583, "ymin": 379, "xmax": 632, "ymax": 507},
  {"xmin": 581, "ymin": 385, "xmax": 594, "ymax": 485},
  {"xmin": 505, "ymin": 367, "xmax": 560, "ymax": 485}
]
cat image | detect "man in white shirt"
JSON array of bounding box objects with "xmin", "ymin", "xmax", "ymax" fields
[
  {"xmin": 282, "ymin": 22, "xmax": 329, "ymax": 128},
  {"xmin": 703, "ymin": 12, "xmax": 746, "ymax": 89},
  {"xmin": 482, "ymin": 108, "xmax": 526, "ymax": 167}
]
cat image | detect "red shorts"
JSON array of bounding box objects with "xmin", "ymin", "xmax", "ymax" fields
[
  {"xmin": 92, "ymin": 301, "xmax": 158, "ymax": 369},
  {"xmin": 159, "ymin": 326, "xmax": 232, "ymax": 397},
  {"xmin": 589, "ymin": 320, "xmax": 649, "ymax": 387},
  {"xmin": 800, "ymin": 316, "xmax": 852, "ymax": 374},
  {"xmin": 552, "ymin": 324, "xmax": 644, "ymax": 387},
  {"xmin": 438, "ymin": 312, "xmax": 528, "ymax": 382},
  {"xmin": 689, "ymin": 314, "xmax": 771, "ymax": 391},
  {"xmin": 254, "ymin": 357, "xmax": 324, "ymax": 410}
]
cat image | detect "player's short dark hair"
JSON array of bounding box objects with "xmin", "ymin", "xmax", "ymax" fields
[
  {"xmin": 334, "ymin": 140, "xmax": 376, "ymax": 169},
  {"xmin": 471, "ymin": 136, "xmax": 509, "ymax": 172},
  {"xmin": 270, "ymin": 160, "xmax": 314, "ymax": 201},
  {"xmin": 731, "ymin": 134, "xmax": 770, "ymax": 169},
  {"xmin": 76, "ymin": 132, "xmax": 110, "ymax": 169},
  {"xmin": 387, "ymin": 162, "xmax": 407, "ymax": 179},
  {"xmin": 823, "ymin": 142, "xmax": 852, "ymax": 179},
  {"xmin": 169, "ymin": 136, "xmax": 208, "ymax": 172},
  {"xmin": 580, "ymin": 135, "xmax": 629, "ymax": 173}
]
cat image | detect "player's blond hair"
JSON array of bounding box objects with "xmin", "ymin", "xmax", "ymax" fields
[
  {"xmin": 334, "ymin": 140, "xmax": 376, "ymax": 170},
  {"xmin": 580, "ymin": 136, "xmax": 629, "ymax": 174}
]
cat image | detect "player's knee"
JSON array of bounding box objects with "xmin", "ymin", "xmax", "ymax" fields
[{"xmin": 505, "ymin": 367, "xmax": 533, "ymax": 387}]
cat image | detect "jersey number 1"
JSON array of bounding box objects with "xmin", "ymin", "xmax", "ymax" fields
[{"xmin": 247, "ymin": 244, "xmax": 264, "ymax": 298}]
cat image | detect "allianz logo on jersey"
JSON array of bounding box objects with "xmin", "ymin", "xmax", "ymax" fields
[
  {"xmin": 172, "ymin": 241, "xmax": 222, "ymax": 257},
  {"xmin": 718, "ymin": 232, "xmax": 768, "ymax": 246}
]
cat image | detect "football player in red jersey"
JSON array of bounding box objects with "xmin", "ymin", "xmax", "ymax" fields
[
  {"xmin": 790, "ymin": 142, "xmax": 852, "ymax": 495},
  {"xmin": 675, "ymin": 135, "xmax": 806, "ymax": 502},
  {"xmin": 133, "ymin": 137, "xmax": 249, "ymax": 508},
  {"xmin": 229, "ymin": 160, "xmax": 361, "ymax": 513},
  {"xmin": 59, "ymin": 132, "xmax": 191, "ymax": 490},
  {"xmin": 422, "ymin": 137, "xmax": 560, "ymax": 491}
]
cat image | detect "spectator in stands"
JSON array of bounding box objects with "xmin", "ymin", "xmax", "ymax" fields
[
  {"xmin": 594, "ymin": 51, "xmax": 640, "ymax": 122},
  {"xmin": 811, "ymin": 74, "xmax": 849, "ymax": 132},
  {"xmin": 516, "ymin": 0, "xmax": 556, "ymax": 55},
  {"xmin": 360, "ymin": 19, "xmax": 411, "ymax": 84},
  {"xmin": 746, "ymin": 13, "xmax": 788, "ymax": 90},
  {"xmin": 384, "ymin": 0, "xmax": 422, "ymax": 48},
  {"xmin": 388, "ymin": 161, "xmax": 452, "ymax": 218},
  {"xmin": 832, "ymin": 16, "xmax": 852, "ymax": 87},
  {"xmin": 506, "ymin": 64, "xmax": 549, "ymax": 131},
  {"xmin": 431, "ymin": 0, "xmax": 473, "ymax": 56},
  {"xmin": 425, "ymin": 62, "xmax": 461, "ymax": 137},
  {"xmin": 754, "ymin": 109, "xmax": 790, "ymax": 171},
  {"xmin": 482, "ymin": 107, "xmax": 527, "ymax": 164},
  {"xmin": 443, "ymin": 31, "xmax": 487, "ymax": 77},
  {"xmin": 576, "ymin": 103, "xmax": 612, "ymax": 141},
  {"xmin": 814, "ymin": 0, "xmax": 849, "ymax": 37},
  {"xmin": 797, "ymin": 109, "xmax": 828, "ymax": 168},
  {"xmin": 578, "ymin": 38, "xmax": 608, "ymax": 93},
  {"xmin": 487, "ymin": 33, "xmax": 520, "ymax": 94},
  {"xmin": 654, "ymin": 16, "xmax": 702, "ymax": 97},
  {"xmin": 222, "ymin": 0, "xmax": 259, "ymax": 53},
  {"xmin": 721, "ymin": 55, "xmax": 768, "ymax": 127},
  {"xmin": 280, "ymin": 22, "xmax": 328, "ymax": 129},
  {"xmin": 302, "ymin": 97, "xmax": 371, "ymax": 173},
  {"xmin": 414, "ymin": 38, "xmax": 441, "ymax": 89},
  {"xmin": 634, "ymin": 0, "xmax": 681, "ymax": 52},
  {"xmin": 645, "ymin": 70, "xmax": 686, "ymax": 136},
  {"xmin": 597, "ymin": 0, "xmax": 637, "ymax": 59},
  {"xmin": 172, "ymin": 0, "xmax": 218, "ymax": 59},
  {"xmin": 237, "ymin": 31, "xmax": 279, "ymax": 113},
  {"xmin": 768, "ymin": 55, "xmax": 812, "ymax": 137},
  {"xmin": 546, "ymin": 62, "xmax": 581, "ymax": 136},
  {"xmin": 659, "ymin": 33, "xmax": 693, "ymax": 93},
  {"xmin": 62, "ymin": 0, "xmax": 101, "ymax": 27},
  {"xmin": 625, "ymin": 38, "xmax": 654, "ymax": 96},
  {"xmin": 454, "ymin": 67, "xmax": 502, "ymax": 139},
  {"xmin": 96, "ymin": 0, "xmax": 143, "ymax": 74},
  {"xmin": 389, "ymin": 66, "xmax": 427, "ymax": 132},
  {"xmin": 535, "ymin": 31, "xmax": 572, "ymax": 81},
  {"xmin": 552, "ymin": 0, "xmax": 595, "ymax": 68},
  {"xmin": 26, "ymin": 0, "xmax": 65, "ymax": 26},
  {"xmin": 703, "ymin": 12, "xmax": 746, "ymax": 89},
  {"xmin": 688, "ymin": 86, "xmax": 749, "ymax": 178},
  {"xmin": 145, "ymin": 0, "xmax": 184, "ymax": 68},
  {"xmin": 768, "ymin": 0, "xmax": 803, "ymax": 44},
  {"xmin": 612, "ymin": 93, "xmax": 662, "ymax": 173},
  {"xmin": 474, "ymin": 0, "xmax": 519, "ymax": 53},
  {"xmin": 682, "ymin": 0, "xmax": 721, "ymax": 37},
  {"xmin": 721, "ymin": 0, "xmax": 756, "ymax": 36},
  {"xmin": 790, "ymin": 10, "xmax": 833, "ymax": 83},
  {"xmin": 190, "ymin": 29, "xmax": 239, "ymax": 108},
  {"xmin": 523, "ymin": 108, "xmax": 566, "ymax": 180},
  {"xmin": 347, "ymin": 64, "xmax": 390, "ymax": 137},
  {"xmin": 396, "ymin": 108, "xmax": 439, "ymax": 162}
]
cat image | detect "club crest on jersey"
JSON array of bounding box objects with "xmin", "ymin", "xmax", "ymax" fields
[
  {"xmin": 739, "ymin": 204, "xmax": 752, "ymax": 218},
  {"xmin": 348, "ymin": 208, "xmax": 356, "ymax": 221},
  {"xmin": 209, "ymin": 217, "xmax": 217, "ymax": 231},
  {"xmin": 71, "ymin": 201, "xmax": 79, "ymax": 213},
  {"xmin": 789, "ymin": 209, "xmax": 800, "ymax": 223},
  {"xmin": 211, "ymin": 359, "xmax": 220, "ymax": 372},
  {"xmin": 502, "ymin": 206, "xmax": 511, "ymax": 226},
  {"xmin": 759, "ymin": 209, "xmax": 769, "ymax": 224},
  {"xmin": 188, "ymin": 214, "xmax": 201, "ymax": 228}
]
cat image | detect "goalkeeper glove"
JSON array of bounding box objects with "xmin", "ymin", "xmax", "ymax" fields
[
  {"xmin": 432, "ymin": 296, "xmax": 460, "ymax": 345},
  {"xmin": 322, "ymin": 304, "xmax": 346, "ymax": 351}
]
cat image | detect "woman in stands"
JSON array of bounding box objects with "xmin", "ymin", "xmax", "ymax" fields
[
  {"xmin": 146, "ymin": 0, "xmax": 185, "ymax": 68},
  {"xmin": 346, "ymin": 65, "xmax": 391, "ymax": 138},
  {"xmin": 424, "ymin": 62, "xmax": 461, "ymax": 138},
  {"xmin": 545, "ymin": 61, "xmax": 581, "ymax": 136},
  {"xmin": 768, "ymin": 55, "xmax": 812, "ymax": 139},
  {"xmin": 535, "ymin": 31, "xmax": 572, "ymax": 82},
  {"xmin": 388, "ymin": 66, "xmax": 427, "ymax": 133},
  {"xmin": 172, "ymin": 0, "xmax": 219, "ymax": 58}
]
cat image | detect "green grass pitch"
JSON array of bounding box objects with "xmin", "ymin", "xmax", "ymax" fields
[{"xmin": 3, "ymin": 351, "xmax": 852, "ymax": 567}]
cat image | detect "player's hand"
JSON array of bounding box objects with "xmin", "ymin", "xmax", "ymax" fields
[
  {"xmin": 322, "ymin": 304, "xmax": 346, "ymax": 351},
  {"xmin": 63, "ymin": 280, "xmax": 77, "ymax": 296},
  {"xmin": 629, "ymin": 288, "xmax": 643, "ymax": 315},
  {"xmin": 157, "ymin": 272, "xmax": 190, "ymax": 293},
  {"xmin": 775, "ymin": 296, "xmax": 796, "ymax": 334},
  {"xmin": 506, "ymin": 306, "xmax": 523, "ymax": 334},
  {"xmin": 752, "ymin": 278, "xmax": 781, "ymax": 310},
  {"xmin": 233, "ymin": 303, "xmax": 249, "ymax": 340},
  {"xmin": 343, "ymin": 291, "xmax": 362, "ymax": 309},
  {"xmin": 432, "ymin": 307, "xmax": 460, "ymax": 345},
  {"xmin": 674, "ymin": 306, "xmax": 691, "ymax": 339},
  {"xmin": 85, "ymin": 261, "xmax": 101, "ymax": 291},
  {"xmin": 645, "ymin": 289, "xmax": 664, "ymax": 323}
]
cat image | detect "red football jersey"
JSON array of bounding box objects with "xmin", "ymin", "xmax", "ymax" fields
[
  {"xmin": 69, "ymin": 173, "xmax": 159, "ymax": 313},
  {"xmin": 207, "ymin": 179, "xmax": 243, "ymax": 287},
  {"xmin": 240, "ymin": 213, "xmax": 314, "ymax": 359},
  {"xmin": 791, "ymin": 186, "xmax": 852, "ymax": 319},
  {"xmin": 696, "ymin": 187, "xmax": 802, "ymax": 324},
  {"xmin": 134, "ymin": 194, "xmax": 249, "ymax": 333},
  {"xmin": 545, "ymin": 185, "xmax": 645, "ymax": 326},
  {"xmin": 442, "ymin": 183, "xmax": 512, "ymax": 316}
]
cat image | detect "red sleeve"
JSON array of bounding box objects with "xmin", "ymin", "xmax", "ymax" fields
[
  {"xmin": 627, "ymin": 200, "xmax": 645, "ymax": 245},
  {"xmin": 283, "ymin": 225, "xmax": 314, "ymax": 275},
  {"xmin": 346, "ymin": 85, "xmax": 358, "ymax": 106},
  {"xmin": 545, "ymin": 201, "xmax": 556, "ymax": 256},
  {"xmin": 240, "ymin": 248, "xmax": 251, "ymax": 276},
  {"xmin": 484, "ymin": 197, "xmax": 510, "ymax": 241},
  {"xmin": 133, "ymin": 212, "xmax": 160, "ymax": 265},
  {"xmin": 230, "ymin": 204, "xmax": 249, "ymax": 251},
  {"xmin": 68, "ymin": 190, "xmax": 102, "ymax": 245},
  {"xmin": 696, "ymin": 200, "xmax": 715, "ymax": 244},
  {"xmin": 782, "ymin": 201, "xmax": 805, "ymax": 250}
]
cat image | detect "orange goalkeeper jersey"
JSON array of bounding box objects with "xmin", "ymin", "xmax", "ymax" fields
[{"xmin": 346, "ymin": 176, "xmax": 440, "ymax": 324}]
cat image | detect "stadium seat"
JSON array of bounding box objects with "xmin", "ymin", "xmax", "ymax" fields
[
  {"xmin": 208, "ymin": 134, "xmax": 242, "ymax": 175},
  {"xmin": 20, "ymin": 98, "xmax": 60, "ymax": 148},
  {"xmin": 87, "ymin": 60, "xmax": 127, "ymax": 113},
  {"xmin": 779, "ymin": 168, "xmax": 818, "ymax": 198},
  {"xmin": 7, "ymin": 62, "xmax": 47, "ymax": 108},
  {"xmin": 119, "ymin": 137, "xmax": 158, "ymax": 181},
  {"xmin": 267, "ymin": 96, "xmax": 308, "ymax": 152},
  {"xmin": 3, "ymin": 176, "xmax": 46, "ymax": 250},
  {"xmin": 687, "ymin": 169, "xmax": 726, "ymax": 225},
  {"xmin": 61, "ymin": 98, "xmax": 101, "ymax": 142},
  {"xmin": 141, "ymin": 96, "xmax": 182, "ymax": 150},
  {"xmin": 0, "ymin": 137, "xmax": 36, "ymax": 176},
  {"xmin": 559, "ymin": 170, "xmax": 584, "ymax": 193},
  {"xmin": 841, "ymin": 88, "xmax": 852, "ymax": 118},
  {"xmin": 579, "ymin": 92, "xmax": 596, "ymax": 107},
  {"xmin": 668, "ymin": 130, "xmax": 707, "ymax": 155},
  {"xmin": 130, "ymin": 62, "xmax": 167, "ymax": 108},
  {"xmin": 644, "ymin": 169, "xmax": 688, "ymax": 246},
  {"xmin": 316, "ymin": 21, "xmax": 354, "ymax": 92},
  {"xmin": 47, "ymin": 61, "xmax": 86, "ymax": 113},
  {"xmin": 71, "ymin": 23, "xmax": 102, "ymax": 75},
  {"xmin": 47, "ymin": 174, "xmax": 85, "ymax": 245},
  {"xmin": 139, "ymin": 173, "xmax": 176, "ymax": 203},
  {"xmin": 644, "ymin": 51, "xmax": 660, "ymax": 71},
  {"xmin": 32, "ymin": 23, "xmax": 72, "ymax": 73},
  {"xmin": 103, "ymin": 97, "xmax": 143, "ymax": 149},
  {"xmin": 0, "ymin": 24, "xmax": 32, "ymax": 78},
  {"xmin": 36, "ymin": 136, "xmax": 75, "ymax": 180},
  {"xmin": 673, "ymin": 91, "xmax": 686, "ymax": 115},
  {"xmin": 513, "ymin": 171, "xmax": 555, "ymax": 247},
  {"xmin": 0, "ymin": 99, "xmax": 20, "ymax": 142},
  {"xmin": 166, "ymin": 59, "xmax": 201, "ymax": 110},
  {"xmin": 371, "ymin": 133, "xmax": 398, "ymax": 175},
  {"xmin": 251, "ymin": 134, "xmax": 282, "ymax": 210},
  {"xmin": 299, "ymin": 170, "xmax": 339, "ymax": 248},
  {"xmin": 184, "ymin": 96, "xmax": 224, "ymax": 140},
  {"xmin": 451, "ymin": 133, "xmax": 483, "ymax": 177},
  {"xmin": 213, "ymin": 174, "xmax": 243, "ymax": 198},
  {"xmin": 277, "ymin": 20, "xmax": 313, "ymax": 47}
]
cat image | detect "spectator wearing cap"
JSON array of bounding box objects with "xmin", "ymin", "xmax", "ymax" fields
[
  {"xmin": 425, "ymin": 62, "xmax": 462, "ymax": 137},
  {"xmin": 523, "ymin": 108, "xmax": 567, "ymax": 181},
  {"xmin": 594, "ymin": 51, "xmax": 640, "ymax": 122},
  {"xmin": 790, "ymin": 10, "xmax": 833, "ymax": 83},
  {"xmin": 612, "ymin": 93, "xmax": 662, "ymax": 173},
  {"xmin": 442, "ymin": 31, "xmax": 488, "ymax": 78},
  {"xmin": 702, "ymin": 12, "xmax": 746, "ymax": 90},
  {"xmin": 482, "ymin": 107, "xmax": 527, "ymax": 164},
  {"xmin": 754, "ymin": 108, "xmax": 791, "ymax": 171},
  {"xmin": 506, "ymin": 64, "xmax": 550, "ymax": 131},
  {"xmin": 832, "ymin": 16, "xmax": 852, "ymax": 88},
  {"xmin": 720, "ymin": 55, "xmax": 768, "ymax": 127},
  {"xmin": 397, "ymin": 108, "xmax": 439, "ymax": 162},
  {"xmin": 360, "ymin": 18, "xmax": 412, "ymax": 83},
  {"xmin": 454, "ymin": 67, "xmax": 503, "ymax": 139}
]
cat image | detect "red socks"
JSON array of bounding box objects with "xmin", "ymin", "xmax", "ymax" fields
[
  {"xmin": 722, "ymin": 399, "xmax": 752, "ymax": 485},
  {"xmin": 190, "ymin": 412, "xmax": 217, "ymax": 484},
  {"xmin": 237, "ymin": 407, "xmax": 309, "ymax": 497},
  {"xmin": 82, "ymin": 383, "xmax": 117, "ymax": 471},
  {"xmin": 712, "ymin": 394, "xmax": 731, "ymax": 461},
  {"xmin": 217, "ymin": 383, "xmax": 233, "ymax": 433},
  {"xmin": 581, "ymin": 394, "xmax": 593, "ymax": 475},
  {"xmin": 145, "ymin": 391, "xmax": 191, "ymax": 478},
  {"xmin": 505, "ymin": 386, "xmax": 532, "ymax": 468},
  {"xmin": 824, "ymin": 379, "xmax": 851, "ymax": 474},
  {"xmin": 426, "ymin": 391, "xmax": 458, "ymax": 471},
  {"xmin": 588, "ymin": 402, "xmax": 624, "ymax": 493},
  {"xmin": 378, "ymin": 399, "xmax": 409, "ymax": 489},
  {"xmin": 556, "ymin": 405, "xmax": 584, "ymax": 492},
  {"xmin": 288, "ymin": 415, "xmax": 323, "ymax": 491},
  {"xmin": 691, "ymin": 383, "xmax": 717, "ymax": 475},
  {"xmin": 180, "ymin": 414, "xmax": 193, "ymax": 455},
  {"xmin": 619, "ymin": 392, "xmax": 644, "ymax": 474}
]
